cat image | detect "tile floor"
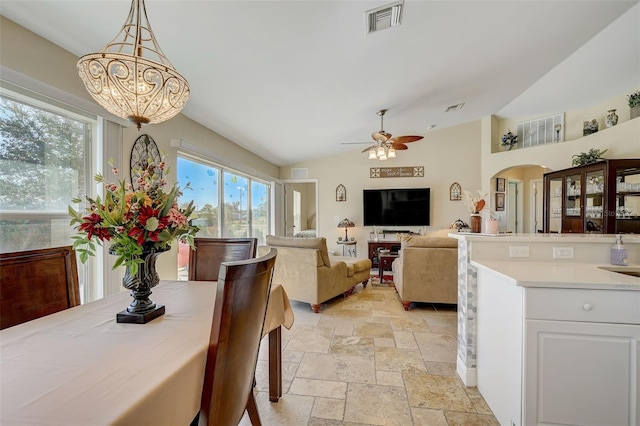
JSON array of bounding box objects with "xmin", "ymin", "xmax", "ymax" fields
[{"xmin": 242, "ymin": 279, "xmax": 498, "ymax": 426}]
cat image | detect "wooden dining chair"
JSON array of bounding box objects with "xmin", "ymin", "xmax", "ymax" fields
[
  {"xmin": 0, "ymin": 246, "xmax": 80, "ymax": 330},
  {"xmin": 188, "ymin": 238, "xmax": 258, "ymax": 281},
  {"xmin": 197, "ymin": 248, "xmax": 277, "ymax": 426}
]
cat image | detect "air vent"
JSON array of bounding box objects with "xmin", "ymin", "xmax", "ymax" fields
[
  {"xmin": 366, "ymin": 1, "xmax": 403, "ymax": 34},
  {"xmin": 291, "ymin": 168, "xmax": 308, "ymax": 179},
  {"xmin": 444, "ymin": 103, "xmax": 465, "ymax": 113}
]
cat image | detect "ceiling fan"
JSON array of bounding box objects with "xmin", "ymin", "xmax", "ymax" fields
[{"xmin": 358, "ymin": 109, "xmax": 423, "ymax": 160}]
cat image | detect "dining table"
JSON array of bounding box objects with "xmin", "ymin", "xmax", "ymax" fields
[{"xmin": 0, "ymin": 280, "xmax": 294, "ymax": 425}]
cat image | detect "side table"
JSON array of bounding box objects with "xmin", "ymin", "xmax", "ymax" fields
[
  {"xmin": 336, "ymin": 240, "xmax": 357, "ymax": 257},
  {"xmin": 379, "ymin": 254, "xmax": 398, "ymax": 284}
]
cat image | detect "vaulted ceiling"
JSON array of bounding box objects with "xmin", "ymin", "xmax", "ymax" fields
[{"xmin": 2, "ymin": 1, "xmax": 639, "ymax": 166}]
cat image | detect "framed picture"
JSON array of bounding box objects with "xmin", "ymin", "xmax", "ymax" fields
[
  {"xmin": 495, "ymin": 193, "xmax": 505, "ymax": 211},
  {"xmin": 496, "ymin": 177, "xmax": 506, "ymax": 192}
]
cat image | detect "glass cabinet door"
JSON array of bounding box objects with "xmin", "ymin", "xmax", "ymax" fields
[
  {"xmin": 615, "ymin": 166, "xmax": 640, "ymax": 234},
  {"xmin": 548, "ymin": 177, "xmax": 562, "ymax": 233},
  {"xmin": 564, "ymin": 174, "xmax": 581, "ymax": 217},
  {"xmin": 584, "ymin": 169, "xmax": 605, "ymax": 233}
]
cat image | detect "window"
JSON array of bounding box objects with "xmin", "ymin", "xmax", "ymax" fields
[
  {"xmin": 176, "ymin": 155, "xmax": 271, "ymax": 278},
  {"xmin": 0, "ymin": 88, "xmax": 96, "ymax": 302}
]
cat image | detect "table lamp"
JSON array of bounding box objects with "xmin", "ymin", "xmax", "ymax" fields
[{"xmin": 338, "ymin": 218, "xmax": 355, "ymax": 241}]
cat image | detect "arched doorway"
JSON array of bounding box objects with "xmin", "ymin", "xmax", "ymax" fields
[{"xmin": 492, "ymin": 164, "xmax": 551, "ymax": 233}]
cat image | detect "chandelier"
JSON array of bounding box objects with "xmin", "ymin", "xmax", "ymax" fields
[{"xmin": 77, "ymin": 0, "xmax": 190, "ymax": 129}]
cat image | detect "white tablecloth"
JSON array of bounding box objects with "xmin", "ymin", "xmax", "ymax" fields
[
  {"xmin": 1, "ymin": 280, "xmax": 214, "ymax": 425},
  {"xmin": 0, "ymin": 280, "xmax": 293, "ymax": 425}
]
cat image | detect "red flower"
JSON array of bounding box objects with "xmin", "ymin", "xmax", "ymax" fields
[
  {"xmin": 78, "ymin": 212, "xmax": 111, "ymax": 241},
  {"xmin": 127, "ymin": 206, "xmax": 169, "ymax": 245}
]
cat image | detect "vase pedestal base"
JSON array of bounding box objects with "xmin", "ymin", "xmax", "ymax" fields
[{"xmin": 117, "ymin": 305, "xmax": 165, "ymax": 324}]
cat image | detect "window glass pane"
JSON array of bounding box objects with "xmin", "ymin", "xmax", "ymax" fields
[
  {"xmin": 176, "ymin": 156, "xmax": 219, "ymax": 279},
  {"xmin": 176, "ymin": 155, "xmax": 271, "ymax": 279},
  {"xmin": 0, "ymin": 93, "xmax": 92, "ymax": 302},
  {"xmin": 223, "ymin": 172, "xmax": 248, "ymax": 238},
  {"xmin": 177, "ymin": 157, "xmax": 219, "ymax": 237},
  {"xmin": 251, "ymin": 181, "xmax": 269, "ymax": 245},
  {"xmin": 0, "ymin": 96, "xmax": 87, "ymax": 212}
]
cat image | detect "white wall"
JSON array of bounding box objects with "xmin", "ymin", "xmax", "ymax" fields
[{"xmin": 281, "ymin": 120, "xmax": 483, "ymax": 255}]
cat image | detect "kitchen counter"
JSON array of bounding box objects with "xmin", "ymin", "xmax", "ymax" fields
[
  {"xmin": 470, "ymin": 260, "xmax": 640, "ymax": 290},
  {"xmin": 452, "ymin": 232, "xmax": 640, "ymax": 244},
  {"xmin": 473, "ymin": 259, "xmax": 640, "ymax": 426}
]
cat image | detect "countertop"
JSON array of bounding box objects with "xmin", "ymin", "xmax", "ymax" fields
[
  {"xmin": 470, "ymin": 260, "xmax": 640, "ymax": 290},
  {"xmin": 451, "ymin": 232, "xmax": 640, "ymax": 244}
]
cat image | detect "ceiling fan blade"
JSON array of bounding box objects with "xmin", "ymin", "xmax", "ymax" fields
[
  {"xmin": 372, "ymin": 131, "xmax": 391, "ymax": 142},
  {"xmin": 390, "ymin": 135, "xmax": 423, "ymax": 144},
  {"xmin": 391, "ymin": 143, "xmax": 408, "ymax": 150},
  {"xmin": 361, "ymin": 145, "xmax": 375, "ymax": 153},
  {"xmin": 341, "ymin": 142, "xmax": 373, "ymax": 145}
]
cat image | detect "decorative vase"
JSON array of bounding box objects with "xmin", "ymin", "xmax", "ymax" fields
[
  {"xmin": 113, "ymin": 245, "xmax": 169, "ymax": 324},
  {"xmin": 583, "ymin": 119, "xmax": 598, "ymax": 136},
  {"xmin": 631, "ymin": 106, "xmax": 640, "ymax": 120},
  {"xmin": 470, "ymin": 214, "xmax": 482, "ymax": 233},
  {"xmin": 485, "ymin": 219, "xmax": 499, "ymax": 234},
  {"xmin": 605, "ymin": 109, "xmax": 618, "ymax": 128}
]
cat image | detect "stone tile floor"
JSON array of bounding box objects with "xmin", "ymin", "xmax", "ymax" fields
[{"xmin": 241, "ymin": 280, "xmax": 499, "ymax": 426}]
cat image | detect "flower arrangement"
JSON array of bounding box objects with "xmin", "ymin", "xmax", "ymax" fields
[
  {"xmin": 571, "ymin": 148, "xmax": 607, "ymax": 166},
  {"xmin": 628, "ymin": 90, "xmax": 640, "ymax": 108},
  {"xmin": 69, "ymin": 159, "xmax": 199, "ymax": 274},
  {"xmin": 501, "ymin": 130, "xmax": 518, "ymax": 148},
  {"xmin": 463, "ymin": 190, "xmax": 487, "ymax": 214}
]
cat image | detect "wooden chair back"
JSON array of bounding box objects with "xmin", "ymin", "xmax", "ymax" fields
[
  {"xmin": 198, "ymin": 248, "xmax": 277, "ymax": 426},
  {"xmin": 189, "ymin": 238, "xmax": 257, "ymax": 281},
  {"xmin": 0, "ymin": 246, "xmax": 80, "ymax": 330}
]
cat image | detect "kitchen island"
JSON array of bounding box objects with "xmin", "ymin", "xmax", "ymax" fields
[{"xmin": 472, "ymin": 259, "xmax": 639, "ymax": 426}]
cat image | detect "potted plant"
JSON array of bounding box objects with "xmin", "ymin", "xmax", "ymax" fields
[
  {"xmin": 628, "ymin": 89, "xmax": 640, "ymax": 119},
  {"xmin": 501, "ymin": 130, "xmax": 518, "ymax": 150},
  {"xmin": 571, "ymin": 148, "xmax": 607, "ymax": 166}
]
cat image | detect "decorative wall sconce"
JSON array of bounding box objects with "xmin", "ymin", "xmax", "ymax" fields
[
  {"xmin": 449, "ymin": 182, "xmax": 462, "ymax": 201},
  {"xmin": 336, "ymin": 184, "xmax": 346, "ymax": 202}
]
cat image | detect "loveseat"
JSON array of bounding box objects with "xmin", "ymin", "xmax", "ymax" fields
[
  {"xmin": 391, "ymin": 229, "xmax": 458, "ymax": 310},
  {"xmin": 259, "ymin": 235, "xmax": 371, "ymax": 313}
]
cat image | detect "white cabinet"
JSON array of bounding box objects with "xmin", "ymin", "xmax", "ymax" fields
[
  {"xmin": 523, "ymin": 287, "xmax": 640, "ymax": 426},
  {"xmin": 476, "ymin": 268, "xmax": 640, "ymax": 426},
  {"xmin": 524, "ymin": 319, "xmax": 639, "ymax": 426}
]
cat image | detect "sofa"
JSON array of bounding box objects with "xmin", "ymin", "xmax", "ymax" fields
[
  {"xmin": 259, "ymin": 235, "xmax": 371, "ymax": 313},
  {"xmin": 391, "ymin": 229, "xmax": 458, "ymax": 310}
]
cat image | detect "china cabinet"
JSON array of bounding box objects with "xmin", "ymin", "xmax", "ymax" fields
[{"xmin": 543, "ymin": 159, "xmax": 640, "ymax": 234}]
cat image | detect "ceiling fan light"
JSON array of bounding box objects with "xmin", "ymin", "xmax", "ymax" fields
[
  {"xmin": 387, "ymin": 147, "xmax": 396, "ymax": 158},
  {"xmin": 368, "ymin": 148, "xmax": 377, "ymax": 159},
  {"xmin": 377, "ymin": 146, "xmax": 386, "ymax": 157},
  {"xmin": 379, "ymin": 153, "xmax": 387, "ymax": 160}
]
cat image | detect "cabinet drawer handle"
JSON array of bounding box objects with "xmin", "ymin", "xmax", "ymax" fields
[{"xmin": 582, "ymin": 303, "xmax": 593, "ymax": 311}]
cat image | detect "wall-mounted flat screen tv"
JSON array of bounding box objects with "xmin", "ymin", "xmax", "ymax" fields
[{"xmin": 363, "ymin": 188, "xmax": 430, "ymax": 226}]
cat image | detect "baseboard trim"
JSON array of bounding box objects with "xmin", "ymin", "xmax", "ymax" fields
[{"xmin": 456, "ymin": 355, "xmax": 477, "ymax": 387}]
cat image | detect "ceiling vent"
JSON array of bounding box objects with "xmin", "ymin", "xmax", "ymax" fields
[
  {"xmin": 366, "ymin": 1, "xmax": 403, "ymax": 34},
  {"xmin": 444, "ymin": 103, "xmax": 465, "ymax": 113}
]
